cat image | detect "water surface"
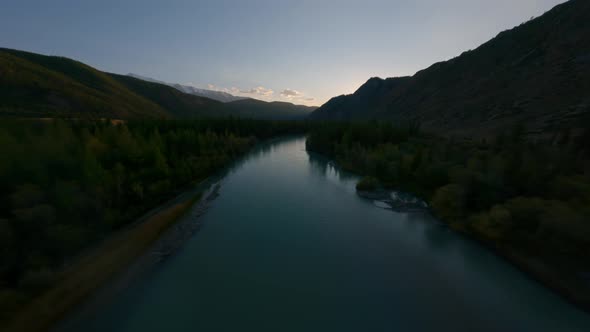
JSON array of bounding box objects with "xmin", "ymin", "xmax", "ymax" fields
[{"xmin": 59, "ymin": 137, "xmax": 590, "ymax": 332}]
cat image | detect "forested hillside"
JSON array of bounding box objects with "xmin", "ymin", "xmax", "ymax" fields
[
  {"xmin": 224, "ymin": 98, "xmax": 316, "ymax": 121},
  {"xmin": 0, "ymin": 48, "xmax": 313, "ymax": 120},
  {"xmin": 0, "ymin": 49, "xmax": 170, "ymax": 119},
  {"xmin": 307, "ymin": 121, "xmax": 590, "ymax": 308},
  {"xmin": 109, "ymin": 73, "xmax": 229, "ymax": 118}
]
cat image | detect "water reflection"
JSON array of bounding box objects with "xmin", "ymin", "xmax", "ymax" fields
[
  {"xmin": 201, "ymin": 136, "xmax": 300, "ymax": 184},
  {"xmin": 307, "ymin": 151, "xmax": 356, "ymax": 184}
]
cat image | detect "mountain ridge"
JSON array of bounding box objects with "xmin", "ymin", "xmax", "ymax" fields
[
  {"xmin": 310, "ymin": 0, "xmax": 590, "ymax": 137},
  {"xmin": 224, "ymin": 98, "xmax": 317, "ymax": 120},
  {"xmin": 0, "ymin": 48, "xmax": 313, "ymax": 120},
  {"xmin": 0, "ymin": 48, "xmax": 170, "ymax": 119},
  {"xmin": 127, "ymin": 73, "xmax": 246, "ymax": 103}
]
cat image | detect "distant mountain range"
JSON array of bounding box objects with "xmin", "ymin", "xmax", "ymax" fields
[
  {"xmin": 5, "ymin": 0, "xmax": 587, "ymax": 129},
  {"xmin": 0, "ymin": 48, "xmax": 315, "ymax": 120},
  {"xmin": 311, "ymin": 0, "xmax": 590, "ymax": 137},
  {"xmin": 127, "ymin": 73, "xmax": 246, "ymax": 103},
  {"xmin": 126, "ymin": 73, "xmax": 317, "ymax": 119}
]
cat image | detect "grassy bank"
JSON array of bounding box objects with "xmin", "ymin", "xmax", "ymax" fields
[{"xmin": 3, "ymin": 191, "xmax": 201, "ymax": 332}]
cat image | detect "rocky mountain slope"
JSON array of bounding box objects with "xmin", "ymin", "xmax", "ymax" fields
[{"xmin": 311, "ymin": 0, "xmax": 590, "ymax": 137}]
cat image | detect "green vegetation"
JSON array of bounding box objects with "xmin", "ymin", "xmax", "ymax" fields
[
  {"xmin": 307, "ymin": 121, "xmax": 590, "ymax": 307},
  {"xmin": 356, "ymin": 176, "xmax": 379, "ymax": 191},
  {"xmin": 108, "ymin": 73, "xmax": 227, "ymax": 118},
  {"xmin": 6, "ymin": 192, "xmax": 201, "ymax": 332},
  {"xmin": 0, "ymin": 118, "xmax": 305, "ymax": 328},
  {"xmin": 0, "ymin": 48, "xmax": 169, "ymax": 119},
  {"xmin": 224, "ymin": 99, "xmax": 316, "ymax": 121}
]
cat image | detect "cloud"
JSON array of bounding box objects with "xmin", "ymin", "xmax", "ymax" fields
[
  {"xmin": 276, "ymin": 89, "xmax": 317, "ymax": 104},
  {"xmin": 203, "ymin": 84, "xmax": 316, "ymax": 104},
  {"xmin": 204, "ymin": 84, "xmax": 274, "ymax": 99},
  {"xmin": 205, "ymin": 84, "xmax": 235, "ymax": 94},
  {"xmin": 239, "ymin": 86, "xmax": 274, "ymax": 97},
  {"xmin": 280, "ymin": 89, "xmax": 302, "ymax": 98}
]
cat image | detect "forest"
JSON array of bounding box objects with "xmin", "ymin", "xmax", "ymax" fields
[
  {"xmin": 307, "ymin": 121, "xmax": 590, "ymax": 299},
  {"xmin": 0, "ymin": 118, "xmax": 305, "ymax": 319},
  {"xmin": 3, "ymin": 117, "xmax": 590, "ymax": 322}
]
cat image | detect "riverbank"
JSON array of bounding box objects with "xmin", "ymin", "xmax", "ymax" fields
[
  {"xmin": 306, "ymin": 122, "xmax": 590, "ymax": 315},
  {"xmin": 49, "ymin": 136, "xmax": 590, "ymax": 332},
  {"xmin": 356, "ymin": 186, "xmax": 590, "ymax": 313},
  {"xmin": 3, "ymin": 187, "xmax": 208, "ymax": 332},
  {"xmin": 449, "ymin": 222, "xmax": 590, "ymax": 313}
]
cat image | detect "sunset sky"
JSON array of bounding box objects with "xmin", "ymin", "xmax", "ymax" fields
[{"xmin": 1, "ymin": 0, "xmax": 565, "ymax": 106}]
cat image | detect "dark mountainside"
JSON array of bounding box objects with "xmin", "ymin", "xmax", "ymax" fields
[
  {"xmin": 311, "ymin": 0, "xmax": 590, "ymax": 137},
  {"xmin": 224, "ymin": 98, "xmax": 317, "ymax": 120},
  {"xmin": 108, "ymin": 73, "xmax": 230, "ymax": 118},
  {"xmin": 0, "ymin": 48, "xmax": 312, "ymax": 120},
  {"xmin": 126, "ymin": 74, "xmax": 317, "ymax": 120},
  {"xmin": 0, "ymin": 48, "xmax": 170, "ymax": 119},
  {"xmin": 311, "ymin": 77, "xmax": 410, "ymax": 120}
]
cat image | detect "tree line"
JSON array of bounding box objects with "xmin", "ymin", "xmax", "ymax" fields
[
  {"xmin": 0, "ymin": 118, "xmax": 305, "ymax": 316},
  {"xmin": 307, "ymin": 121, "xmax": 590, "ymax": 293}
]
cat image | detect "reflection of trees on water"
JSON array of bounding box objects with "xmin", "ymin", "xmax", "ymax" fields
[
  {"xmin": 239, "ymin": 135, "xmax": 531, "ymax": 285},
  {"xmin": 421, "ymin": 220, "xmax": 455, "ymax": 251},
  {"xmin": 404, "ymin": 210, "xmax": 514, "ymax": 279},
  {"xmin": 307, "ymin": 151, "xmax": 356, "ymax": 183},
  {"xmin": 403, "ymin": 211, "xmax": 477, "ymax": 260},
  {"xmin": 209, "ymin": 136, "xmax": 301, "ymax": 181}
]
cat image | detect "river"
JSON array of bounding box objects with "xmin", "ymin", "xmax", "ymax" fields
[{"xmin": 57, "ymin": 136, "xmax": 590, "ymax": 332}]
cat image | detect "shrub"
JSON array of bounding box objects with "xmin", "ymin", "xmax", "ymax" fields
[
  {"xmin": 431, "ymin": 184, "xmax": 466, "ymax": 222},
  {"xmin": 356, "ymin": 176, "xmax": 379, "ymax": 191}
]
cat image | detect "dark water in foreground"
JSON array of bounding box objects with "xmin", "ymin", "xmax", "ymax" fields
[{"xmin": 59, "ymin": 137, "xmax": 590, "ymax": 332}]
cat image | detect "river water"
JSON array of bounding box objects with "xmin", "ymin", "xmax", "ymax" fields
[{"xmin": 59, "ymin": 136, "xmax": 590, "ymax": 332}]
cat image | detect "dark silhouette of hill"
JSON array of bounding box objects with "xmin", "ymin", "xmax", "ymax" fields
[
  {"xmin": 311, "ymin": 0, "xmax": 590, "ymax": 137},
  {"xmin": 127, "ymin": 73, "xmax": 247, "ymax": 103},
  {"xmin": 108, "ymin": 73, "xmax": 230, "ymax": 118},
  {"xmin": 0, "ymin": 48, "xmax": 313, "ymax": 120},
  {"xmin": 224, "ymin": 98, "xmax": 316, "ymax": 120},
  {"xmin": 0, "ymin": 48, "xmax": 170, "ymax": 119},
  {"xmin": 125, "ymin": 74, "xmax": 316, "ymax": 119}
]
